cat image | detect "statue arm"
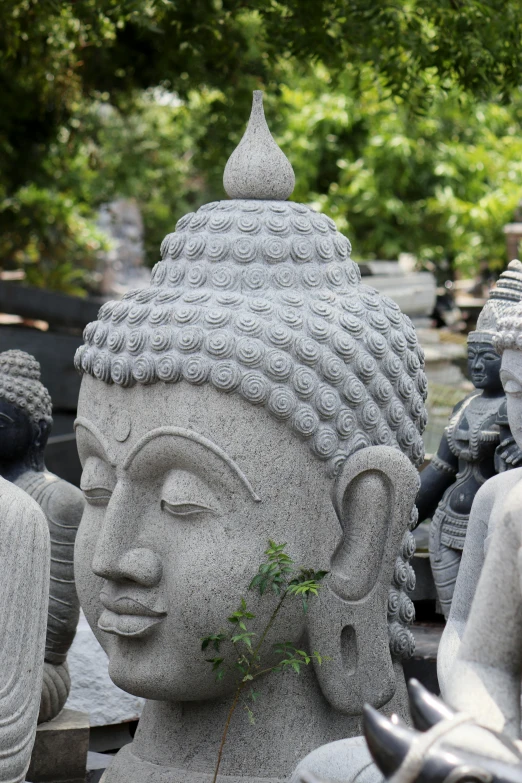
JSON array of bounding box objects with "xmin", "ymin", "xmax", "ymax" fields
[
  {"xmin": 0, "ymin": 479, "xmax": 49, "ymax": 782},
  {"xmin": 444, "ymin": 485, "xmax": 522, "ymax": 737},
  {"xmin": 438, "ymin": 477, "xmax": 495, "ymax": 697},
  {"xmin": 495, "ymin": 398, "xmax": 522, "ymax": 470},
  {"xmin": 38, "ymin": 477, "xmax": 84, "ymax": 723},
  {"xmin": 44, "ymin": 477, "xmax": 84, "ymax": 664},
  {"xmin": 415, "ymin": 432, "xmax": 458, "ymax": 523}
]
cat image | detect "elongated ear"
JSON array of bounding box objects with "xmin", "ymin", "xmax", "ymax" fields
[{"xmin": 307, "ymin": 446, "xmax": 419, "ymax": 715}]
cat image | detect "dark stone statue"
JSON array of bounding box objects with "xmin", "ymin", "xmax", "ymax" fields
[{"xmin": 0, "ymin": 350, "xmax": 84, "ymax": 722}]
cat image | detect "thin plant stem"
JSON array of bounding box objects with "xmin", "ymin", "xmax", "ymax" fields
[
  {"xmin": 212, "ymin": 686, "xmax": 242, "ymax": 783},
  {"xmin": 211, "ymin": 589, "xmax": 288, "ymax": 783}
]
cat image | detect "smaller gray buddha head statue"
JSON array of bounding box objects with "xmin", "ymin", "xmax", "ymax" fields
[
  {"xmin": 0, "ymin": 350, "xmax": 52, "ymax": 476},
  {"xmin": 73, "ymin": 92, "xmax": 427, "ymax": 718},
  {"xmin": 468, "ymin": 260, "xmax": 522, "ymax": 393}
]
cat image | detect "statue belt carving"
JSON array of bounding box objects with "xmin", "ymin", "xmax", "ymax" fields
[{"xmin": 432, "ymin": 496, "xmax": 471, "ymax": 551}]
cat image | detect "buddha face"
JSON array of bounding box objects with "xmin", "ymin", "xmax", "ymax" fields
[
  {"xmin": 74, "ymin": 376, "xmax": 340, "ymax": 701},
  {"xmin": 467, "ymin": 341, "xmax": 502, "ymax": 391},
  {"xmin": 0, "ymin": 399, "xmax": 35, "ymax": 465},
  {"xmin": 500, "ymin": 349, "xmax": 522, "ymax": 450}
]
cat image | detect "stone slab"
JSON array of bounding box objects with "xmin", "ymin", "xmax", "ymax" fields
[
  {"xmin": 403, "ymin": 623, "xmax": 442, "ymax": 695},
  {"xmin": 0, "ymin": 325, "xmax": 82, "ymax": 411},
  {"xmin": 0, "ymin": 281, "xmax": 100, "ymax": 330},
  {"xmin": 28, "ymin": 709, "xmax": 89, "ymax": 783},
  {"xmin": 410, "ymin": 552, "xmax": 437, "ymax": 602},
  {"xmin": 65, "ymin": 612, "xmax": 144, "ymax": 726},
  {"xmin": 45, "ymin": 427, "xmax": 82, "ymax": 488},
  {"xmin": 86, "ymin": 752, "xmax": 112, "ymax": 783}
]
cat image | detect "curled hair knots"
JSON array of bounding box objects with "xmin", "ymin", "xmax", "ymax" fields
[
  {"xmin": 0, "ymin": 350, "xmax": 53, "ymax": 426},
  {"xmin": 496, "ymin": 304, "xmax": 522, "ymax": 354}
]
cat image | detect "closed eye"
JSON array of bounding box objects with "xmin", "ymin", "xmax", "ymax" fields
[
  {"xmin": 161, "ymin": 500, "xmax": 215, "ymax": 518},
  {"xmin": 82, "ymin": 487, "xmax": 113, "ymax": 506}
]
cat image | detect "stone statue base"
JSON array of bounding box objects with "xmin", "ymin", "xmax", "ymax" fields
[
  {"xmin": 101, "ymin": 746, "xmax": 284, "ymax": 782},
  {"xmin": 28, "ymin": 708, "xmax": 89, "ymax": 783}
]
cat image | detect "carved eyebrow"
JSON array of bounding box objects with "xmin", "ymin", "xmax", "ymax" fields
[
  {"xmin": 74, "ymin": 417, "xmax": 116, "ymax": 466},
  {"xmin": 122, "ymin": 426, "xmax": 261, "ymax": 503},
  {"xmin": 0, "ymin": 412, "xmax": 14, "ymax": 423}
]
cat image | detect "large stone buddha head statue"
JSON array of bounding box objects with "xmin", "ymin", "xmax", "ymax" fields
[{"xmin": 74, "ymin": 93, "xmax": 427, "ymax": 783}]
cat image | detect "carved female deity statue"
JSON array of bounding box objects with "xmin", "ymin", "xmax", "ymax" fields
[
  {"xmin": 0, "ymin": 477, "xmax": 49, "ymax": 782},
  {"xmin": 0, "ymin": 349, "xmax": 84, "ymax": 723},
  {"xmin": 73, "ymin": 91, "xmax": 428, "ymax": 783},
  {"xmin": 415, "ymin": 261, "xmax": 522, "ymax": 618},
  {"xmin": 438, "ymin": 294, "xmax": 522, "ymax": 704}
]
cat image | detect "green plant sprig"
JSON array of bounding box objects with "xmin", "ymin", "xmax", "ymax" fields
[{"xmin": 201, "ymin": 540, "xmax": 328, "ymax": 783}]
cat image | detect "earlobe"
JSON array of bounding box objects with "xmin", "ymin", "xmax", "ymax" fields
[
  {"xmin": 34, "ymin": 420, "xmax": 50, "ymax": 451},
  {"xmin": 307, "ymin": 446, "xmax": 419, "ymax": 715}
]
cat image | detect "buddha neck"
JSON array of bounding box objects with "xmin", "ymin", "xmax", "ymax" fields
[{"xmin": 124, "ymin": 667, "xmax": 361, "ymax": 780}]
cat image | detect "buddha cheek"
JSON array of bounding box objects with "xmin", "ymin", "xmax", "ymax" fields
[{"xmin": 74, "ymin": 508, "xmax": 106, "ymax": 642}]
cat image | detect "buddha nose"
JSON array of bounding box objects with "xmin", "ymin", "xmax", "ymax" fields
[
  {"xmin": 93, "ymin": 547, "xmax": 163, "ymax": 587},
  {"xmin": 91, "ymin": 486, "xmax": 163, "ymax": 588}
]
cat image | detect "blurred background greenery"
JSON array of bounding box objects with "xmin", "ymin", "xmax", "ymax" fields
[{"xmin": 3, "ymin": 0, "xmax": 522, "ymax": 294}]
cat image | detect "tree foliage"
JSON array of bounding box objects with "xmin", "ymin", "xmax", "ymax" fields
[
  {"xmin": 2, "ymin": 1, "xmax": 522, "ymax": 290},
  {"xmin": 280, "ymin": 67, "xmax": 522, "ymax": 278}
]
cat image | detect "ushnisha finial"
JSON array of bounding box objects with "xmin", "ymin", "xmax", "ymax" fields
[{"xmin": 223, "ymin": 90, "xmax": 295, "ymax": 201}]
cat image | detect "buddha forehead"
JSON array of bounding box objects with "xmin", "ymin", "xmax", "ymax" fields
[{"xmin": 76, "ymin": 375, "xmax": 330, "ymax": 499}]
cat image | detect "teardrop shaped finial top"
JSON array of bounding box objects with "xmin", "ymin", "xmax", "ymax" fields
[{"xmin": 223, "ymin": 91, "xmax": 295, "ymax": 201}]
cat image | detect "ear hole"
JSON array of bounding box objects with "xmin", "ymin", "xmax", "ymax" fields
[
  {"xmin": 340, "ymin": 625, "xmax": 357, "ymax": 675},
  {"xmin": 34, "ymin": 420, "xmax": 50, "ymax": 450},
  {"xmin": 331, "ymin": 470, "xmax": 391, "ymax": 599}
]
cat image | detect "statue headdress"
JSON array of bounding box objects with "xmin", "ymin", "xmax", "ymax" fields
[
  {"xmin": 469, "ymin": 259, "xmax": 522, "ymax": 345},
  {"xmin": 75, "ymin": 92, "xmax": 427, "ymax": 476},
  {"xmin": 0, "ymin": 350, "xmax": 52, "ymax": 426}
]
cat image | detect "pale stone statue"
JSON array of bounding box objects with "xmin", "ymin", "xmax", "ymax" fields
[
  {"xmin": 416, "ymin": 261, "xmax": 522, "ymax": 618},
  {"xmin": 73, "ymin": 91, "xmax": 428, "ymax": 783},
  {"xmin": 0, "ymin": 350, "xmax": 84, "ymax": 722},
  {"xmin": 0, "ymin": 476, "xmax": 50, "ymax": 782}
]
